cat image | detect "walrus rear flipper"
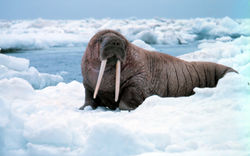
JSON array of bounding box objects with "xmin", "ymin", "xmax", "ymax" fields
[
  {"xmin": 224, "ymin": 67, "xmax": 238, "ymax": 74},
  {"xmin": 215, "ymin": 63, "xmax": 238, "ymax": 78},
  {"xmin": 192, "ymin": 62, "xmax": 238, "ymax": 88}
]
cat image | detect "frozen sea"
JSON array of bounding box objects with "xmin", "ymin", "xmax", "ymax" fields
[{"xmin": 0, "ymin": 17, "xmax": 250, "ymax": 156}]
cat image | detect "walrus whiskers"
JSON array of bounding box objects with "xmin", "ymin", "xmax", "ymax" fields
[
  {"xmin": 93, "ymin": 59, "xmax": 107, "ymax": 99},
  {"xmin": 115, "ymin": 60, "xmax": 121, "ymax": 102}
]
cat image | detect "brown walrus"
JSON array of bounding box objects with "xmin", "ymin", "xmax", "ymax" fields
[{"xmin": 80, "ymin": 29, "xmax": 237, "ymax": 110}]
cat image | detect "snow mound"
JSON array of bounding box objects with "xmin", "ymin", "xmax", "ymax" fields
[
  {"xmin": 0, "ymin": 33, "xmax": 250, "ymax": 155},
  {"xmin": 0, "ymin": 54, "xmax": 63, "ymax": 89},
  {"xmin": 0, "ymin": 17, "xmax": 249, "ymax": 51}
]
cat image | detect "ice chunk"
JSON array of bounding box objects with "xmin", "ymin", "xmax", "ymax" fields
[
  {"xmin": 135, "ymin": 31, "xmax": 157, "ymax": 44},
  {"xmin": 0, "ymin": 54, "xmax": 63, "ymax": 89},
  {"xmin": 0, "ymin": 53, "xmax": 29, "ymax": 71},
  {"xmin": 132, "ymin": 39, "xmax": 156, "ymax": 51}
]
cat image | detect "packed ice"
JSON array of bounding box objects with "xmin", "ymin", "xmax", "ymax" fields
[
  {"xmin": 0, "ymin": 17, "xmax": 250, "ymax": 51},
  {"xmin": 0, "ymin": 17, "xmax": 250, "ymax": 156}
]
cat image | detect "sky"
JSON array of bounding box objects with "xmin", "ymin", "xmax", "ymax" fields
[{"xmin": 0, "ymin": 0, "xmax": 249, "ymax": 19}]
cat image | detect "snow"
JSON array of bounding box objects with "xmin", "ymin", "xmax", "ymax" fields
[
  {"xmin": 0, "ymin": 54, "xmax": 63, "ymax": 89},
  {"xmin": 0, "ymin": 17, "xmax": 250, "ymax": 51},
  {"xmin": 0, "ymin": 18, "xmax": 250, "ymax": 156}
]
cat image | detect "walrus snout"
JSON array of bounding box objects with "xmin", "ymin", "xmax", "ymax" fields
[{"xmin": 100, "ymin": 35, "xmax": 126, "ymax": 62}]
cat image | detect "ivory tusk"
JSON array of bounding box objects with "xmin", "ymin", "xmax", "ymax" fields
[
  {"xmin": 115, "ymin": 60, "xmax": 121, "ymax": 102},
  {"xmin": 93, "ymin": 60, "xmax": 107, "ymax": 99}
]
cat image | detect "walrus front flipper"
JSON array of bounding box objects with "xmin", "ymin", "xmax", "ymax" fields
[
  {"xmin": 79, "ymin": 88, "xmax": 98, "ymax": 110},
  {"xmin": 191, "ymin": 62, "xmax": 238, "ymax": 88},
  {"xmin": 118, "ymin": 87, "xmax": 145, "ymax": 111}
]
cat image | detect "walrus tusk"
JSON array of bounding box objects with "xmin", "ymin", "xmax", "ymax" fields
[
  {"xmin": 93, "ymin": 59, "xmax": 107, "ymax": 99},
  {"xmin": 115, "ymin": 60, "xmax": 121, "ymax": 102}
]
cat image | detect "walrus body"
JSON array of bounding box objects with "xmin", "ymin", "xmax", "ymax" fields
[{"xmin": 80, "ymin": 30, "xmax": 237, "ymax": 110}]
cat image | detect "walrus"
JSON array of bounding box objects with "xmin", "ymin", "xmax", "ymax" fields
[{"xmin": 80, "ymin": 29, "xmax": 237, "ymax": 110}]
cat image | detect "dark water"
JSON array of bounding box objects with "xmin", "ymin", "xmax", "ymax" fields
[{"xmin": 8, "ymin": 43, "xmax": 198, "ymax": 83}]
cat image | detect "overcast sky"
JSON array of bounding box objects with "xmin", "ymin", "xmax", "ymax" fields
[{"xmin": 0, "ymin": 0, "xmax": 249, "ymax": 19}]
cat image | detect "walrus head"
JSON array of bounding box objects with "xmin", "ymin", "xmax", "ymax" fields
[
  {"xmin": 92, "ymin": 31, "xmax": 127, "ymax": 102},
  {"xmin": 99, "ymin": 32, "xmax": 126, "ymax": 63}
]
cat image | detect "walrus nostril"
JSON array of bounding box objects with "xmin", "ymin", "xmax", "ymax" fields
[{"xmin": 109, "ymin": 40, "xmax": 121, "ymax": 47}]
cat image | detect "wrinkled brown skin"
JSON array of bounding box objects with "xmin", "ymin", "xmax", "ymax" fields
[{"xmin": 80, "ymin": 30, "xmax": 237, "ymax": 110}]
